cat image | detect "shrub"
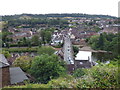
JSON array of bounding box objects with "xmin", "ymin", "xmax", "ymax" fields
[
  {"xmin": 13, "ymin": 56, "xmax": 33, "ymax": 72},
  {"xmin": 73, "ymin": 68, "xmax": 85, "ymax": 78},
  {"xmin": 1, "ymin": 50, "xmax": 11, "ymax": 58},
  {"xmin": 37, "ymin": 46, "xmax": 55, "ymax": 55}
]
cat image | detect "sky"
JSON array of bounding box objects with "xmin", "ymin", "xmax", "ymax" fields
[{"xmin": 0, "ymin": 0, "xmax": 119, "ymax": 17}]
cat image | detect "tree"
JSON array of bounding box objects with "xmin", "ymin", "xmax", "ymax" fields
[
  {"xmin": 29, "ymin": 54, "xmax": 66, "ymax": 83},
  {"xmin": 72, "ymin": 46, "xmax": 79, "ymax": 56},
  {"xmin": 31, "ymin": 35, "xmax": 40, "ymax": 46},
  {"xmin": 111, "ymin": 36, "xmax": 120, "ymax": 57},
  {"xmin": 13, "ymin": 56, "xmax": 33, "ymax": 72},
  {"xmin": 1, "ymin": 51, "xmax": 11, "ymax": 58},
  {"xmin": 88, "ymin": 35, "xmax": 99, "ymax": 45},
  {"xmin": 2, "ymin": 31, "xmax": 12, "ymax": 43},
  {"xmin": 40, "ymin": 30, "xmax": 46, "ymax": 44},
  {"xmin": 97, "ymin": 33, "xmax": 105, "ymax": 50},
  {"xmin": 37, "ymin": 46, "xmax": 55, "ymax": 55},
  {"xmin": 6, "ymin": 42, "xmax": 10, "ymax": 48},
  {"xmin": 88, "ymin": 34, "xmax": 105, "ymax": 50},
  {"xmin": 26, "ymin": 39, "xmax": 32, "ymax": 48},
  {"xmin": 93, "ymin": 26, "xmax": 101, "ymax": 32},
  {"xmin": 44, "ymin": 31, "xmax": 51, "ymax": 43},
  {"xmin": 88, "ymin": 35, "xmax": 99, "ymax": 49},
  {"xmin": 22, "ymin": 37, "xmax": 27, "ymax": 46},
  {"xmin": 40, "ymin": 30, "xmax": 52, "ymax": 44},
  {"xmin": 17, "ymin": 41, "xmax": 21, "ymax": 47}
]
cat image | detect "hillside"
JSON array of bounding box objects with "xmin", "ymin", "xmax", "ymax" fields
[{"xmin": 1, "ymin": 13, "xmax": 117, "ymax": 21}]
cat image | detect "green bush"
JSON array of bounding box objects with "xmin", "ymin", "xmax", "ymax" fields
[
  {"xmin": 73, "ymin": 68, "xmax": 85, "ymax": 78},
  {"xmin": 13, "ymin": 56, "xmax": 33, "ymax": 72},
  {"xmin": 1, "ymin": 50, "xmax": 11, "ymax": 58},
  {"xmin": 76, "ymin": 63, "xmax": 118, "ymax": 88}
]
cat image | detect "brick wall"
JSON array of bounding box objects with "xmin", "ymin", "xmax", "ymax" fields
[{"xmin": 0, "ymin": 66, "xmax": 10, "ymax": 88}]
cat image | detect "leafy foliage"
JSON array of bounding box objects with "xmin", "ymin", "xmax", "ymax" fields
[
  {"xmin": 29, "ymin": 54, "xmax": 66, "ymax": 83},
  {"xmin": 5, "ymin": 60, "xmax": 118, "ymax": 88},
  {"xmin": 31, "ymin": 35, "xmax": 41, "ymax": 46},
  {"xmin": 88, "ymin": 33, "xmax": 119, "ymax": 56},
  {"xmin": 73, "ymin": 68, "xmax": 85, "ymax": 78},
  {"xmin": 37, "ymin": 46, "xmax": 55, "ymax": 55},
  {"xmin": 13, "ymin": 56, "xmax": 33, "ymax": 72},
  {"xmin": 93, "ymin": 26, "xmax": 101, "ymax": 32},
  {"xmin": 4, "ymin": 17, "xmax": 68, "ymax": 28},
  {"xmin": 40, "ymin": 30, "xmax": 52, "ymax": 44},
  {"xmin": 72, "ymin": 46, "xmax": 79, "ymax": 56},
  {"xmin": 1, "ymin": 50, "xmax": 11, "ymax": 58}
]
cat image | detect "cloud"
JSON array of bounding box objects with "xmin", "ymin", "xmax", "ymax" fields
[{"xmin": 0, "ymin": 0, "xmax": 118, "ymax": 16}]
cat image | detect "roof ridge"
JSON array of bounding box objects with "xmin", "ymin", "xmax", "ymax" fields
[{"xmin": 0, "ymin": 54, "xmax": 10, "ymax": 67}]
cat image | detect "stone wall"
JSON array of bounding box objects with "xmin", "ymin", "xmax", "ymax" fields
[{"xmin": 0, "ymin": 66, "xmax": 10, "ymax": 88}]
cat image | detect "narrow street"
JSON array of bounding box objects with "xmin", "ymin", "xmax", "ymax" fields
[{"xmin": 63, "ymin": 35, "xmax": 74, "ymax": 64}]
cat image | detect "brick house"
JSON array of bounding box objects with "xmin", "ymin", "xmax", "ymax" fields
[
  {"xmin": 0, "ymin": 54, "xmax": 10, "ymax": 87},
  {"xmin": 0, "ymin": 54, "xmax": 28, "ymax": 88}
]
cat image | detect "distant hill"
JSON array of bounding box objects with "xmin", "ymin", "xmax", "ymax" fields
[{"xmin": 1, "ymin": 13, "xmax": 117, "ymax": 21}]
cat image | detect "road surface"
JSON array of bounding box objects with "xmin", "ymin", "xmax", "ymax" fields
[{"xmin": 63, "ymin": 35, "xmax": 74, "ymax": 64}]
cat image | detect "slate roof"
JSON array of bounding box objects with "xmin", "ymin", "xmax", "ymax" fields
[
  {"xmin": 0, "ymin": 54, "xmax": 10, "ymax": 68},
  {"xmin": 0, "ymin": 54, "xmax": 29, "ymax": 85},
  {"xmin": 10, "ymin": 67, "xmax": 29, "ymax": 84}
]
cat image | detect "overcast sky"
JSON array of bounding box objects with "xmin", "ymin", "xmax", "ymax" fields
[{"xmin": 0, "ymin": 0, "xmax": 119, "ymax": 17}]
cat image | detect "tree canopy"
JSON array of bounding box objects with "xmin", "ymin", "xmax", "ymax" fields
[
  {"xmin": 88, "ymin": 33, "xmax": 119, "ymax": 56},
  {"xmin": 1, "ymin": 50, "xmax": 11, "ymax": 58},
  {"xmin": 72, "ymin": 46, "xmax": 79, "ymax": 56},
  {"xmin": 13, "ymin": 56, "xmax": 33, "ymax": 72},
  {"xmin": 40, "ymin": 30, "xmax": 52, "ymax": 44},
  {"xmin": 29, "ymin": 54, "xmax": 66, "ymax": 83}
]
